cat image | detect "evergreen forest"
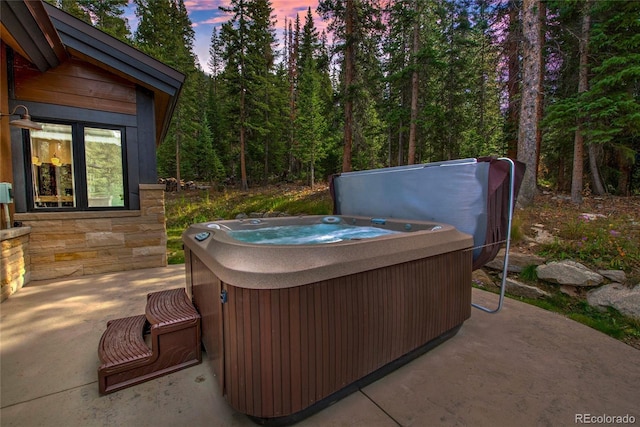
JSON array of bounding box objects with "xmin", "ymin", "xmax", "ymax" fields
[{"xmin": 47, "ymin": 0, "xmax": 640, "ymax": 205}]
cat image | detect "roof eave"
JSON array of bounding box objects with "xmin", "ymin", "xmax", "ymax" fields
[
  {"xmin": 43, "ymin": 2, "xmax": 185, "ymax": 144},
  {"xmin": 0, "ymin": 0, "xmax": 66, "ymax": 72}
]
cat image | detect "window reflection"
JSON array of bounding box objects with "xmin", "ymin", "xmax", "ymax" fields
[
  {"xmin": 85, "ymin": 127, "xmax": 125, "ymax": 207},
  {"xmin": 29, "ymin": 123, "xmax": 76, "ymax": 208}
]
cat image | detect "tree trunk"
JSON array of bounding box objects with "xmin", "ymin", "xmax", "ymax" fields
[
  {"xmin": 240, "ymin": 87, "xmax": 248, "ymax": 191},
  {"xmin": 310, "ymin": 151, "xmax": 315, "ymax": 189},
  {"xmin": 176, "ymin": 112, "xmax": 181, "ymax": 193},
  {"xmin": 517, "ymin": 0, "xmax": 543, "ymax": 207},
  {"xmin": 571, "ymin": 127, "xmax": 584, "ymax": 204},
  {"xmin": 617, "ymin": 148, "xmax": 630, "ymax": 196},
  {"xmin": 535, "ymin": 1, "xmax": 545, "ymax": 177},
  {"xmin": 342, "ymin": 0, "xmax": 355, "ymax": 173},
  {"xmin": 589, "ymin": 143, "xmax": 606, "ymax": 194},
  {"xmin": 506, "ymin": 0, "xmax": 520, "ymax": 159},
  {"xmin": 571, "ymin": 0, "xmax": 590, "ymax": 204},
  {"xmin": 397, "ymin": 123, "xmax": 403, "ymax": 166},
  {"xmin": 408, "ymin": 1, "xmax": 420, "ymax": 165}
]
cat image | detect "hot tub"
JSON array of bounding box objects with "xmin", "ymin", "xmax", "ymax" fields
[{"xmin": 183, "ymin": 215, "xmax": 473, "ymax": 424}]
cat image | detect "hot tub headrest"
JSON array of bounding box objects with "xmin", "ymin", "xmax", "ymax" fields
[{"xmin": 330, "ymin": 157, "xmax": 525, "ymax": 270}]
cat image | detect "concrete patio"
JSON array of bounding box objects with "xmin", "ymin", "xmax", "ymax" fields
[{"xmin": 1, "ymin": 264, "xmax": 638, "ymax": 426}]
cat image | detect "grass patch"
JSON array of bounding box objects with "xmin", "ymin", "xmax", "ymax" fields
[
  {"xmin": 167, "ymin": 228, "xmax": 185, "ymax": 264},
  {"xmin": 164, "ymin": 185, "xmax": 333, "ymax": 265},
  {"xmin": 519, "ymin": 264, "xmax": 538, "ymax": 281},
  {"xmin": 515, "ymin": 292, "xmax": 640, "ymax": 341}
]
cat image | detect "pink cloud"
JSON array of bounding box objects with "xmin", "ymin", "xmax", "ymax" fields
[{"xmin": 183, "ymin": 0, "xmax": 221, "ymax": 12}]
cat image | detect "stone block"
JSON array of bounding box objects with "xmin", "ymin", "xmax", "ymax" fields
[
  {"xmin": 132, "ymin": 246, "xmax": 166, "ymax": 257},
  {"xmin": 54, "ymin": 251, "xmax": 99, "ymax": 262},
  {"xmin": 125, "ymin": 233, "xmax": 164, "ymax": 248},
  {"xmin": 31, "ymin": 265, "xmax": 83, "ymax": 281},
  {"xmin": 30, "ymin": 253, "xmax": 55, "ymax": 265},
  {"xmin": 22, "ymin": 220, "xmax": 63, "ymax": 230},
  {"xmin": 86, "ymin": 232, "xmax": 125, "ymax": 248},
  {"xmin": 70, "ymin": 219, "xmax": 113, "ymax": 232}
]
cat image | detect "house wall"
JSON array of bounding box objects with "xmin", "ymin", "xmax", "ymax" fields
[
  {"xmin": 13, "ymin": 184, "xmax": 166, "ymax": 281},
  {"xmin": 0, "ymin": 226, "xmax": 31, "ymax": 302},
  {"xmin": 4, "ymin": 49, "xmax": 169, "ymax": 289},
  {"xmin": 13, "ymin": 54, "xmax": 136, "ymax": 115}
]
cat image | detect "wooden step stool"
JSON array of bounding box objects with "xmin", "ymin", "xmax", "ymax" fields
[{"xmin": 98, "ymin": 288, "xmax": 201, "ymax": 394}]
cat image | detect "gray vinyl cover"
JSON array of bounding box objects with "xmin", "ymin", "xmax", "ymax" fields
[{"xmin": 333, "ymin": 158, "xmax": 489, "ymax": 259}]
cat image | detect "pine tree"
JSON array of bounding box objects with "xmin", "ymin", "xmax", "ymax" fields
[
  {"xmin": 219, "ymin": 0, "xmax": 251, "ymax": 190},
  {"xmin": 47, "ymin": 0, "xmax": 91, "ymax": 23},
  {"xmin": 77, "ymin": 0, "xmax": 130, "ymax": 42},
  {"xmin": 295, "ymin": 8, "xmax": 329, "ymax": 187},
  {"xmin": 134, "ymin": 0, "xmax": 200, "ymax": 189},
  {"xmin": 584, "ymin": 0, "xmax": 640, "ymax": 195},
  {"xmin": 383, "ymin": 0, "xmax": 416, "ymax": 166},
  {"xmin": 570, "ymin": 0, "xmax": 591, "ymax": 204},
  {"xmin": 318, "ymin": 0, "xmax": 386, "ymax": 172},
  {"xmin": 517, "ymin": 0, "xmax": 543, "ymax": 206}
]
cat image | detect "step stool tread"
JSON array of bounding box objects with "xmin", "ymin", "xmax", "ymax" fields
[
  {"xmin": 146, "ymin": 288, "xmax": 199, "ymax": 326},
  {"xmin": 98, "ymin": 314, "xmax": 152, "ymax": 367}
]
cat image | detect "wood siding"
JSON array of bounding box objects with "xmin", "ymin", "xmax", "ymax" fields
[
  {"xmin": 13, "ymin": 54, "xmax": 136, "ymax": 115},
  {"xmin": 188, "ymin": 248, "xmax": 472, "ymax": 419}
]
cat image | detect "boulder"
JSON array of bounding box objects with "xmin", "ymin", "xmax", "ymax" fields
[
  {"xmin": 484, "ymin": 249, "xmax": 546, "ymax": 273},
  {"xmin": 536, "ymin": 261, "xmax": 604, "ymax": 287},
  {"xmin": 597, "ymin": 269, "xmax": 627, "ymax": 283},
  {"xmin": 587, "ymin": 283, "xmax": 640, "ymax": 320},
  {"xmin": 504, "ymin": 278, "xmax": 550, "ymax": 299},
  {"xmin": 472, "ymin": 269, "xmax": 498, "ymax": 290}
]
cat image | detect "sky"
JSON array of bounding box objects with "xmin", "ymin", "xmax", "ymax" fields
[{"xmin": 125, "ymin": 0, "xmax": 323, "ymax": 71}]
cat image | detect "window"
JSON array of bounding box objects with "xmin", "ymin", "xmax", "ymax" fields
[
  {"xmin": 85, "ymin": 127, "xmax": 125, "ymax": 208},
  {"xmin": 27, "ymin": 122, "xmax": 126, "ymax": 210}
]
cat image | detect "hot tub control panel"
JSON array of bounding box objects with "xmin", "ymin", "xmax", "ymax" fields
[{"xmin": 194, "ymin": 232, "xmax": 211, "ymax": 242}]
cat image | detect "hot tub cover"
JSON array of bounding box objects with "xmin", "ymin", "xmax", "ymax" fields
[{"xmin": 331, "ymin": 157, "xmax": 525, "ymax": 270}]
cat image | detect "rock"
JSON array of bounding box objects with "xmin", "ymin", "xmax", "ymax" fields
[
  {"xmin": 529, "ymin": 225, "xmax": 555, "ymax": 245},
  {"xmin": 579, "ymin": 213, "xmax": 606, "ymax": 221},
  {"xmin": 587, "ymin": 284, "xmax": 640, "ymax": 320},
  {"xmin": 504, "ymin": 278, "xmax": 550, "ymax": 299},
  {"xmin": 536, "ymin": 261, "xmax": 604, "ymax": 287},
  {"xmin": 484, "ymin": 249, "xmax": 546, "ymax": 273},
  {"xmin": 235, "ymin": 213, "xmax": 248, "ymax": 219},
  {"xmin": 472, "ymin": 269, "xmax": 498, "ymax": 289},
  {"xmin": 597, "ymin": 269, "xmax": 627, "ymax": 283},
  {"xmin": 249, "ymin": 212, "xmax": 264, "ymax": 218},
  {"xmin": 559, "ymin": 285, "xmax": 580, "ymax": 297}
]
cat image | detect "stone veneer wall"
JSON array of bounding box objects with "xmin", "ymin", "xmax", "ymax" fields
[
  {"xmin": 13, "ymin": 184, "xmax": 167, "ymax": 282},
  {"xmin": 1, "ymin": 226, "xmax": 31, "ymax": 302}
]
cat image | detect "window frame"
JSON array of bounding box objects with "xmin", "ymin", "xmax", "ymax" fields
[{"xmin": 24, "ymin": 120, "xmax": 129, "ymax": 212}]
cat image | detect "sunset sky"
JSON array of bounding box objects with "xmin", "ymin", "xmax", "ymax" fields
[{"xmin": 126, "ymin": 1, "xmax": 323, "ymax": 71}]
